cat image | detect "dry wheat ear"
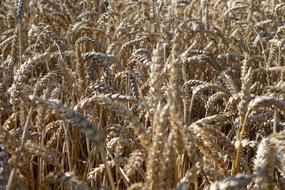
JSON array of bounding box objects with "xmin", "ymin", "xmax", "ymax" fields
[{"xmin": 1, "ymin": 0, "xmax": 285, "ymax": 190}]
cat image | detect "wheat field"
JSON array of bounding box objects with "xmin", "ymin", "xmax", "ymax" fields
[{"xmin": 0, "ymin": 0, "xmax": 285, "ymax": 189}]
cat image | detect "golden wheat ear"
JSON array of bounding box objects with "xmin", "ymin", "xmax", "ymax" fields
[
  {"xmin": 1, "ymin": 0, "xmax": 285, "ymax": 189},
  {"xmin": 253, "ymin": 131, "xmax": 285, "ymax": 189},
  {"xmin": 205, "ymin": 174, "xmax": 253, "ymax": 190}
]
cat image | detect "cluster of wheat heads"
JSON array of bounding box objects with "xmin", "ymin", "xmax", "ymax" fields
[{"xmin": 0, "ymin": 0, "xmax": 285, "ymax": 189}]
